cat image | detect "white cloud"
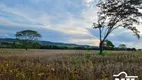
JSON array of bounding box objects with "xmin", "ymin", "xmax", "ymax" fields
[
  {"xmin": 84, "ymin": 0, "xmax": 96, "ymax": 7},
  {"xmin": 85, "ymin": 0, "xmax": 93, "ymax": 3},
  {"xmin": 135, "ymin": 24, "xmax": 142, "ymax": 34},
  {"xmin": 71, "ymin": 38, "xmax": 99, "ymax": 46}
]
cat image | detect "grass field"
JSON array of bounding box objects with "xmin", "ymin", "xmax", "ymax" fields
[{"xmin": 0, "ymin": 49, "xmax": 142, "ymax": 80}]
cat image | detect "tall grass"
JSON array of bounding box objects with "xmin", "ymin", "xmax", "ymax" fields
[{"xmin": 0, "ymin": 49, "xmax": 141, "ymax": 80}]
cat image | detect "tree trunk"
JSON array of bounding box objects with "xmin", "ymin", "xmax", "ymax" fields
[{"xmin": 99, "ymin": 41, "xmax": 103, "ymax": 55}]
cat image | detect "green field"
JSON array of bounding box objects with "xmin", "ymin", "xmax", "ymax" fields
[{"xmin": 0, "ymin": 49, "xmax": 142, "ymax": 80}]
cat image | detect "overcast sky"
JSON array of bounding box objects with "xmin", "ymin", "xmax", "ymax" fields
[{"xmin": 0, "ymin": 0, "xmax": 142, "ymax": 48}]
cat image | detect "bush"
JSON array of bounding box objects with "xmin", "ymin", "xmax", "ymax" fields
[{"xmin": 96, "ymin": 51, "xmax": 110, "ymax": 56}]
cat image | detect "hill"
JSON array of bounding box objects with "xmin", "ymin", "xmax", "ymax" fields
[{"xmin": 0, "ymin": 38, "xmax": 94, "ymax": 47}]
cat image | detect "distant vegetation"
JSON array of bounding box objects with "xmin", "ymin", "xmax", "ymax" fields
[{"xmin": 0, "ymin": 38, "xmax": 137, "ymax": 51}]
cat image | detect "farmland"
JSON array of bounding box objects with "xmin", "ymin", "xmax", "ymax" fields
[{"xmin": 0, "ymin": 49, "xmax": 142, "ymax": 80}]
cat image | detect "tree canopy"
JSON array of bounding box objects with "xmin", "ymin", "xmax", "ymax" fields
[
  {"xmin": 93, "ymin": 0, "xmax": 142, "ymax": 54},
  {"xmin": 119, "ymin": 44, "xmax": 127, "ymax": 49},
  {"xmin": 104, "ymin": 40, "xmax": 114, "ymax": 48},
  {"xmin": 15, "ymin": 30, "xmax": 41, "ymax": 41}
]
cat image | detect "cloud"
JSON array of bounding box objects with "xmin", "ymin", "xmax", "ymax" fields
[
  {"xmin": 85, "ymin": 0, "xmax": 93, "ymax": 3},
  {"xmin": 71, "ymin": 38, "xmax": 99, "ymax": 46}
]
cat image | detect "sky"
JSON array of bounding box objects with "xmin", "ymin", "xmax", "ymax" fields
[{"xmin": 0, "ymin": 0, "xmax": 142, "ymax": 49}]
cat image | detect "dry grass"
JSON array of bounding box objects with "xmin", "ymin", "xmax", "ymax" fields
[{"xmin": 0, "ymin": 49, "xmax": 142, "ymax": 80}]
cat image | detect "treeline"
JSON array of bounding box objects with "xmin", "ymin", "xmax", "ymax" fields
[
  {"xmin": 103, "ymin": 47, "xmax": 136, "ymax": 51},
  {"xmin": 0, "ymin": 41, "xmax": 137, "ymax": 51},
  {"xmin": 0, "ymin": 41, "xmax": 40, "ymax": 49},
  {"xmin": 40, "ymin": 45, "xmax": 136, "ymax": 51}
]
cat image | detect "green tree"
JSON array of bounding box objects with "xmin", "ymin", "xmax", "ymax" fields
[
  {"xmin": 119, "ymin": 44, "xmax": 127, "ymax": 49},
  {"xmin": 104, "ymin": 40, "xmax": 114, "ymax": 48},
  {"xmin": 11, "ymin": 42, "xmax": 16, "ymax": 49},
  {"xmin": 32, "ymin": 41, "xmax": 40, "ymax": 49},
  {"xmin": 15, "ymin": 30, "xmax": 41, "ymax": 50},
  {"xmin": 93, "ymin": 0, "xmax": 142, "ymax": 55}
]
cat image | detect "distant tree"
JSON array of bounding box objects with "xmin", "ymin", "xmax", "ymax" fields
[
  {"xmin": 119, "ymin": 44, "xmax": 127, "ymax": 49},
  {"xmin": 32, "ymin": 41, "xmax": 40, "ymax": 49},
  {"xmin": 104, "ymin": 40, "xmax": 114, "ymax": 48},
  {"xmin": 15, "ymin": 30, "xmax": 41, "ymax": 50},
  {"xmin": 11, "ymin": 42, "xmax": 16, "ymax": 49},
  {"xmin": 93, "ymin": 0, "xmax": 142, "ymax": 54}
]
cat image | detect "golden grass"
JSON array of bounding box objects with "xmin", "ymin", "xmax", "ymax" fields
[{"xmin": 0, "ymin": 49, "xmax": 141, "ymax": 80}]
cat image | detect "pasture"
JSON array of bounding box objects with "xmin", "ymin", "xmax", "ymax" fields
[{"xmin": 0, "ymin": 49, "xmax": 142, "ymax": 80}]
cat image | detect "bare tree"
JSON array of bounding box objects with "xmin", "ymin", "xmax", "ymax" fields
[{"xmin": 93, "ymin": 0, "xmax": 142, "ymax": 54}]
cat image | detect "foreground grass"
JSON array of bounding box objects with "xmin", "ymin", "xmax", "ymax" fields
[{"xmin": 0, "ymin": 49, "xmax": 142, "ymax": 80}]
